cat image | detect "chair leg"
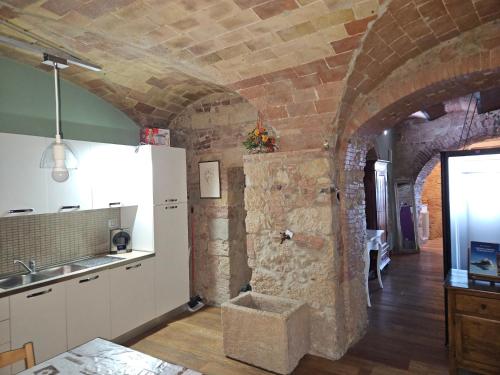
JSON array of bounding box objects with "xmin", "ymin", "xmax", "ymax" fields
[{"xmin": 377, "ymin": 265, "xmax": 383, "ymax": 289}]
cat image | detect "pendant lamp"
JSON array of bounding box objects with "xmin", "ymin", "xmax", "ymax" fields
[{"xmin": 40, "ymin": 54, "xmax": 78, "ymax": 182}]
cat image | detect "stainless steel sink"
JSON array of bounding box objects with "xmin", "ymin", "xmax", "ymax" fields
[{"xmin": 0, "ymin": 264, "xmax": 87, "ymax": 290}]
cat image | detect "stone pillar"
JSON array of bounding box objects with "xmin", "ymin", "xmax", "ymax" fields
[{"xmin": 244, "ymin": 149, "xmax": 350, "ymax": 360}]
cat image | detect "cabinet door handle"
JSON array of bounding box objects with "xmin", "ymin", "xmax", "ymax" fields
[
  {"xmin": 126, "ymin": 263, "xmax": 141, "ymax": 270},
  {"xmin": 60, "ymin": 205, "xmax": 80, "ymax": 211},
  {"xmin": 8, "ymin": 208, "xmax": 34, "ymax": 214},
  {"xmin": 79, "ymin": 275, "xmax": 99, "ymax": 283},
  {"xmin": 109, "ymin": 202, "xmax": 121, "ymax": 207},
  {"xmin": 27, "ymin": 288, "xmax": 52, "ymax": 298}
]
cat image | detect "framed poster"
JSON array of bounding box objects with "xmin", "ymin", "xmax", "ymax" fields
[
  {"xmin": 199, "ymin": 160, "xmax": 221, "ymax": 199},
  {"xmin": 469, "ymin": 241, "xmax": 500, "ymax": 282}
]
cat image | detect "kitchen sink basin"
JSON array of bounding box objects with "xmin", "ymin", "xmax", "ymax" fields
[{"xmin": 0, "ymin": 264, "xmax": 87, "ymax": 290}]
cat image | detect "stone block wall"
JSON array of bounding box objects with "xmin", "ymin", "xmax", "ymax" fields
[
  {"xmin": 244, "ymin": 149, "xmax": 355, "ymax": 360},
  {"xmin": 170, "ymin": 92, "xmax": 255, "ymax": 305},
  {"xmin": 421, "ymin": 164, "xmax": 443, "ymax": 240}
]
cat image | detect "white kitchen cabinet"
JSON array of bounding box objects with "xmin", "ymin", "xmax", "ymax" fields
[
  {"xmin": 66, "ymin": 271, "xmax": 111, "ymax": 349},
  {"xmin": 109, "ymin": 258, "xmax": 155, "ymax": 338},
  {"xmin": 0, "ymin": 133, "xmax": 48, "ymax": 217},
  {"xmin": 10, "ymin": 283, "xmax": 67, "ymax": 373},
  {"xmin": 46, "ymin": 139, "xmax": 93, "ymax": 212},
  {"xmin": 151, "ymin": 147, "xmax": 187, "ymax": 204},
  {"xmin": 154, "ymin": 203, "xmax": 189, "ymax": 316},
  {"xmin": 89, "ymin": 143, "xmax": 139, "ymax": 209}
]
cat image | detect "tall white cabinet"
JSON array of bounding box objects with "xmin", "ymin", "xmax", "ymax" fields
[{"xmin": 127, "ymin": 146, "xmax": 189, "ymax": 317}]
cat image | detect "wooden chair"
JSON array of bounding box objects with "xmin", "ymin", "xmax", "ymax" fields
[{"xmin": 0, "ymin": 342, "xmax": 35, "ymax": 369}]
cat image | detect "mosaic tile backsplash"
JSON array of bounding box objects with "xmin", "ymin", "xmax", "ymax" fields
[{"xmin": 0, "ymin": 208, "xmax": 120, "ymax": 277}]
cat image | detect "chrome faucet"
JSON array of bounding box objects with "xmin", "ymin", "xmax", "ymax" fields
[{"xmin": 14, "ymin": 259, "xmax": 36, "ymax": 274}]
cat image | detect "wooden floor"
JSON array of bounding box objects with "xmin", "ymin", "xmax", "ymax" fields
[{"xmin": 130, "ymin": 238, "xmax": 449, "ymax": 374}]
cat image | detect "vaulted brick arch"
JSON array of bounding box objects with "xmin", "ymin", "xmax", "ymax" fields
[
  {"xmin": 337, "ymin": 0, "xmax": 500, "ymax": 131},
  {"xmin": 336, "ymin": 20, "xmax": 500, "ymax": 302}
]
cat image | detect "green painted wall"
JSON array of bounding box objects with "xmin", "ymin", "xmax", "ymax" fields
[{"xmin": 0, "ymin": 57, "xmax": 139, "ymax": 145}]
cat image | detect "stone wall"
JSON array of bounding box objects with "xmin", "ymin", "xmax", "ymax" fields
[
  {"xmin": 421, "ymin": 163, "xmax": 443, "ymax": 240},
  {"xmin": 244, "ymin": 149, "xmax": 357, "ymax": 360},
  {"xmin": 170, "ymin": 92, "xmax": 255, "ymax": 305}
]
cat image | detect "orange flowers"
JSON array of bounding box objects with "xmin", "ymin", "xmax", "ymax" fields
[{"xmin": 243, "ymin": 114, "xmax": 278, "ymax": 153}]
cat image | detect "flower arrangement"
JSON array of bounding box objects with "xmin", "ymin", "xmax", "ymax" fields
[{"xmin": 242, "ymin": 115, "xmax": 278, "ymax": 153}]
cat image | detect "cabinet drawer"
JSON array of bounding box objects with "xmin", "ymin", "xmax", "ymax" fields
[
  {"xmin": 455, "ymin": 294, "xmax": 500, "ymax": 320},
  {"xmin": 0, "ymin": 298, "xmax": 8, "ymax": 322},
  {"xmin": 0, "ymin": 320, "xmax": 9, "ymax": 345}
]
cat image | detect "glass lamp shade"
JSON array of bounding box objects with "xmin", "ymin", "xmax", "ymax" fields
[{"xmin": 40, "ymin": 141, "xmax": 78, "ymax": 183}]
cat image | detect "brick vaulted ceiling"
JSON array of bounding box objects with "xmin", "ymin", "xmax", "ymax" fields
[{"xmin": 0, "ymin": 0, "xmax": 498, "ymax": 131}]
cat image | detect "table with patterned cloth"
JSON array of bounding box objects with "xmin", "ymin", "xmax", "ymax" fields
[{"xmin": 19, "ymin": 338, "xmax": 202, "ymax": 375}]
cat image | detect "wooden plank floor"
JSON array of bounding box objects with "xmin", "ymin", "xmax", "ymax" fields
[{"xmin": 130, "ymin": 238, "xmax": 449, "ymax": 374}]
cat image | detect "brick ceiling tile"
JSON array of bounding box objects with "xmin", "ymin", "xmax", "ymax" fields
[
  {"xmin": 296, "ymin": 0, "xmax": 316, "ymax": 5},
  {"xmin": 135, "ymin": 102, "xmax": 156, "ymax": 114},
  {"xmin": 318, "ymin": 65, "xmax": 348, "ymax": 83},
  {"xmin": 252, "ymin": 0, "xmax": 299, "ymax": 20},
  {"xmin": 375, "ymin": 21, "xmax": 402, "ymax": 45},
  {"xmin": 331, "ymin": 34, "xmax": 362, "ymax": 54},
  {"xmin": 474, "ymin": 0, "xmax": 500, "ymax": 21},
  {"xmin": 170, "ymin": 16, "xmax": 200, "ymax": 31},
  {"xmin": 403, "ymin": 19, "xmax": 433, "ymax": 41},
  {"xmin": 311, "ymin": 9, "xmax": 354, "ymax": 30},
  {"xmin": 188, "ymin": 40, "xmax": 219, "ymax": 55},
  {"xmin": 286, "ymin": 101, "xmax": 317, "ymax": 117},
  {"xmin": 413, "ymin": 33, "xmax": 439, "ymax": 51},
  {"xmin": 318, "ymin": 24, "xmax": 348, "ymax": 43},
  {"xmin": 218, "ymin": 8, "xmax": 259, "ymax": 29},
  {"xmin": 164, "ymin": 35, "xmax": 195, "ymax": 49},
  {"xmin": 262, "ymin": 67, "xmax": 297, "ymax": 82},
  {"xmin": 78, "ymin": 0, "xmax": 116, "ymax": 19},
  {"xmin": 417, "ymin": 0, "xmax": 447, "ymax": 21},
  {"xmin": 230, "ymin": 74, "xmax": 266, "ymax": 89},
  {"xmin": 292, "ymin": 73, "xmax": 321, "ymax": 89},
  {"xmin": 293, "ymin": 87, "xmax": 318, "ymax": 102},
  {"xmin": 443, "ymin": 0, "xmax": 475, "ymax": 18},
  {"xmin": 353, "ymin": 0, "xmax": 379, "ymax": 19},
  {"xmin": 454, "ymin": 13, "xmax": 481, "ymax": 32},
  {"xmin": 40, "ymin": 0, "xmax": 81, "ymax": 16},
  {"xmin": 217, "ymin": 43, "xmax": 252, "ymax": 59},
  {"xmin": 344, "ymin": 15, "xmax": 376, "ymax": 35},
  {"xmin": 390, "ymin": 35, "xmax": 416, "ymax": 57},
  {"xmin": 390, "ymin": 3, "xmax": 420, "ymax": 27},
  {"xmin": 263, "ymin": 105, "xmax": 288, "ymax": 120},
  {"xmin": 285, "ymin": 1, "xmax": 329, "ymax": 24},
  {"xmin": 204, "ymin": 1, "xmax": 239, "ymax": 20},
  {"xmin": 293, "ymin": 59, "xmax": 328, "ymax": 77},
  {"xmin": 196, "ymin": 52, "xmax": 223, "ymax": 65},
  {"xmin": 233, "ymin": 0, "xmax": 269, "ymax": 10},
  {"xmin": 325, "ymin": 51, "xmax": 353, "ymax": 68},
  {"xmin": 428, "ymin": 15, "xmax": 459, "ymax": 38},
  {"xmin": 188, "ymin": 23, "xmax": 227, "ymax": 42},
  {"xmin": 245, "ymin": 33, "xmax": 281, "ymax": 51},
  {"xmin": 277, "ymin": 21, "xmax": 316, "ymax": 42},
  {"xmin": 244, "ymin": 48, "xmax": 278, "ymax": 63},
  {"xmin": 2, "ymin": 0, "xmax": 37, "ymax": 8},
  {"xmin": 367, "ymin": 39, "xmax": 394, "ymax": 62},
  {"xmin": 315, "ymin": 97, "xmax": 339, "ymax": 113}
]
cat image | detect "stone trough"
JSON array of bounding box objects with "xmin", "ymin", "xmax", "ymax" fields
[{"xmin": 221, "ymin": 292, "xmax": 310, "ymax": 374}]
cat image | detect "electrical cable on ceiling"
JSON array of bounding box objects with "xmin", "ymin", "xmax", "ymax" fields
[
  {"xmin": 458, "ymin": 94, "xmax": 476, "ymax": 150},
  {"xmin": 462, "ymin": 96, "xmax": 478, "ymax": 150}
]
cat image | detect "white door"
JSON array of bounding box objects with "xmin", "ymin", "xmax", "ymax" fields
[
  {"xmin": 0, "ymin": 133, "xmax": 49, "ymax": 217},
  {"xmin": 10, "ymin": 283, "xmax": 67, "ymax": 373},
  {"xmin": 109, "ymin": 258, "xmax": 155, "ymax": 338},
  {"xmin": 151, "ymin": 147, "xmax": 187, "ymax": 204},
  {"xmin": 90, "ymin": 143, "xmax": 138, "ymax": 209},
  {"xmin": 46, "ymin": 139, "xmax": 93, "ymax": 212},
  {"xmin": 154, "ymin": 203, "xmax": 189, "ymax": 316},
  {"xmin": 66, "ymin": 271, "xmax": 111, "ymax": 349}
]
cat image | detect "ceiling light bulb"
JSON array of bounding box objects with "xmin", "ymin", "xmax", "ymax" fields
[{"xmin": 52, "ymin": 166, "xmax": 69, "ymax": 182}]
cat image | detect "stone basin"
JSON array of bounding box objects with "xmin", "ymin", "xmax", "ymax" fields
[{"xmin": 221, "ymin": 292, "xmax": 310, "ymax": 375}]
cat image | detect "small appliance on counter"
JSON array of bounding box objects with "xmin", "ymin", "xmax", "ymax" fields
[{"xmin": 110, "ymin": 228, "xmax": 132, "ymax": 254}]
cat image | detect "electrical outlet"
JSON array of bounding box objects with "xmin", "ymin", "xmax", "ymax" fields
[{"xmin": 108, "ymin": 219, "xmax": 118, "ymax": 229}]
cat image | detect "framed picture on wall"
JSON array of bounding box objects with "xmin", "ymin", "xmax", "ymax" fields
[
  {"xmin": 199, "ymin": 160, "xmax": 221, "ymax": 199},
  {"xmin": 469, "ymin": 241, "xmax": 500, "ymax": 282}
]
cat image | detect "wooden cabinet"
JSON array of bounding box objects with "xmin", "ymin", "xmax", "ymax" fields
[
  {"xmin": 154, "ymin": 203, "xmax": 189, "ymax": 316},
  {"xmin": 66, "ymin": 271, "xmax": 111, "ymax": 349},
  {"xmin": 447, "ymin": 276, "xmax": 500, "ymax": 374},
  {"xmin": 0, "ymin": 133, "xmax": 48, "ymax": 217},
  {"xmin": 109, "ymin": 258, "xmax": 156, "ymax": 338},
  {"xmin": 10, "ymin": 283, "xmax": 67, "ymax": 373}
]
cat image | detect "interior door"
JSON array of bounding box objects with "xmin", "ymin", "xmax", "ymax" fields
[{"xmin": 375, "ymin": 161, "xmax": 388, "ymax": 242}]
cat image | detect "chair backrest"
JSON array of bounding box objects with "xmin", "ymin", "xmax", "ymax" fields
[{"xmin": 0, "ymin": 342, "xmax": 35, "ymax": 369}]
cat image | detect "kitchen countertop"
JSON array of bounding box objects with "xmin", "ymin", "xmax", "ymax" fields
[
  {"xmin": 19, "ymin": 338, "xmax": 202, "ymax": 375},
  {"xmin": 0, "ymin": 250, "xmax": 155, "ymax": 298}
]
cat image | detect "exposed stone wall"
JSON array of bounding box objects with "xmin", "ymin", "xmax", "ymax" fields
[
  {"xmin": 244, "ymin": 148, "xmax": 361, "ymax": 360},
  {"xmin": 421, "ymin": 163, "xmax": 442, "ymax": 240},
  {"xmin": 170, "ymin": 92, "xmax": 255, "ymax": 305}
]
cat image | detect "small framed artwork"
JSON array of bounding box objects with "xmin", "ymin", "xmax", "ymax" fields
[
  {"xmin": 469, "ymin": 241, "xmax": 500, "ymax": 282},
  {"xmin": 199, "ymin": 160, "xmax": 221, "ymax": 199}
]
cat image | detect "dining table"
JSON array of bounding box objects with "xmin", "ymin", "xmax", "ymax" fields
[{"xmin": 18, "ymin": 338, "xmax": 202, "ymax": 375}]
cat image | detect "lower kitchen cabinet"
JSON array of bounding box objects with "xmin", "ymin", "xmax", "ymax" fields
[
  {"xmin": 10, "ymin": 283, "xmax": 67, "ymax": 373},
  {"xmin": 66, "ymin": 271, "xmax": 111, "ymax": 349},
  {"xmin": 109, "ymin": 258, "xmax": 155, "ymax": 338}
]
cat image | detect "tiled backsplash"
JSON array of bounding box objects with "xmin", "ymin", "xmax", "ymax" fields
[{"xmin": 0, "ymin": 208, "xmax": 120, "ymax": 277}]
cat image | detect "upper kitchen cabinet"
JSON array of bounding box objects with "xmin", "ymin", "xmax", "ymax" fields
[
  {"xmin": 0, "ymin": 133, "xmax": 49, "ymax": 217},
  {"xmin": 135, "ymin": 146, "xmax": 187, "ymax": 205},
  {"xmin": 45, "ymin": 139, "xmax": 93, "ymax": 212},
  {"xmin": 89, "ymin": 143, "xmax": 139, "ymax": 209}
]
